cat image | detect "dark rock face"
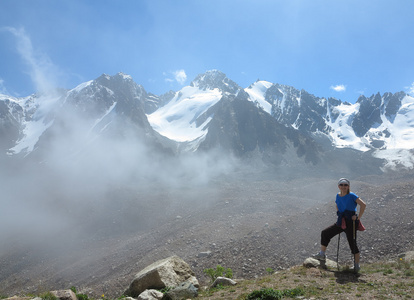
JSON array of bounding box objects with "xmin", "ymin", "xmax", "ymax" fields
[
  {"xmin": 383, "ymin": 91, "xmax": 405, "ymax": 122},
  {"xmin": 267, "ymin": 84, "xmax": 301, "ymax": 125},
  {"xmin": 0, "ymin": 99, "xmax": 22, "ymax": 153},
  {"xmin": 145, "ymin": 91, "xmax": 176, "ymax": 114},
  {"xmin": 198, "ymin": 94, "xmax": 320, "ymax": 165},
  {"xmin": 66, "ymin": 73, "xmax": 152, "ymax": 132},
  {"xmin": 352, "ymin": 93, "xmax": 383, "ymax": 137},
  {"xmin": 292, "ymin": 90, "xmax": 330, "ymax": 132},
  {"xmin": 351, "ymin": 92, "xmax": 406, "ymax": 137},
  {"xmin": 264, "ymin": 84, "xmax": 342, "ymax": 135}
]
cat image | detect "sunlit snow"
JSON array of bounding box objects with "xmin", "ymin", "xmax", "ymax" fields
[
  {"xmin": 387, "ymin": 95, "xmax": 414, "ymax": 149},
  {"xmin": 245, "ymin": 81, "xmax": 273, "ymax": 114},
  {"xmin": 71, "ymin": 80, "xmax": 93, "ymax": 93},
  {"xmin": 9, "ymin": 94, "xmax": 60, "ymax": 155},
  {"xmin": 147, "ymin": 86, "xmax": 222, "ymax": 142},
  {"xmin": 327, "ymin": 102, "xmax": 370, "ymax": 151}
]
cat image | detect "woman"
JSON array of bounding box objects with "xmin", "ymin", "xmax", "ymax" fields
[{"xmin": 314, "ymin": 178, "xmax": 367, "ymax": 272}]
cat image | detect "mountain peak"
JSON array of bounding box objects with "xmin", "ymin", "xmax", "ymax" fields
[
  {"xmin": 115, "ymin": 72, "xmax": 133, "ymax": 81},
  {"xmin": 96, "ymin": 72, "xmax": 134, "ymax": 84},
  {"xmin": 190, "ymin": 70, "xmax": 226, "ymax": 87},
  {"xmin": 190, "ymin": 70, "xmax": 241, "ymax": 94}
]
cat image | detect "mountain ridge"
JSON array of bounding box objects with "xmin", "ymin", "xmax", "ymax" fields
[{"xmin": 1, "ymin": 70, "xmax": 413, "ymax": 170}]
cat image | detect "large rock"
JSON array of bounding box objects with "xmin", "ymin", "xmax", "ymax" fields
[
  {"xmin": 124, "ymin": 256, "xmax": 199, "ymax": 297},
  {"xmin": 303, "ymin": 257, "xmax": 338, "ymax": 269},
  {"xmin": 50, "ymin": 290, "xmax": 77, "ymax": 300}
]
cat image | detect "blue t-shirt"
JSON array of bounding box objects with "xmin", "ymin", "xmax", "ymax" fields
[{"xmin": 336, "ymin": 192, "xmax": 358, "ymax": 213}]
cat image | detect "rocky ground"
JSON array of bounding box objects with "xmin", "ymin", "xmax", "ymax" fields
[
  {"xmin": 195, "ymin": 254, "xmax": 414, "ymax": 300},
  {"xmin": 1, "ymin": 170, "xmax": 414, "ymax": 298}
]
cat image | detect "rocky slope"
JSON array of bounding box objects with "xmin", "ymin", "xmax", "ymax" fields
[{"xmin": 1, "ymin": 170, "xmax": 413, "ymax": 298}]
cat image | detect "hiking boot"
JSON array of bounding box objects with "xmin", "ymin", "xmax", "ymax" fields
[
  {"xmin": 351, "ymin": 264, "xmax": 360, "ymax": 273},
  {"xmin": 313, "ymin": 252, "xmax": 326, "ymax": 261}
]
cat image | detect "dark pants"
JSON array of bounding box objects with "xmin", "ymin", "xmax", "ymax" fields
[{"xmin": 321, "ymin": 220, "xmax": 359, "ymax": 254}]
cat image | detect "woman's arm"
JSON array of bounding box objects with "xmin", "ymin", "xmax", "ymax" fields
[{"xmin": 354, "ymin": 198, "xmax": 366, "ymax": 220}]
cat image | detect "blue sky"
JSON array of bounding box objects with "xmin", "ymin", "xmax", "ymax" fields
[{"xmin": 1, "ymin": 0, "xmax": 414, "ymax": 103}]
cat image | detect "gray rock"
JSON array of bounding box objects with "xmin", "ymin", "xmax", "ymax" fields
[
  {"xmin": 211, "ymin": 276, "xmax": 237, "ymax": 287},
  {"xmin": 197, "ymin": 251, "xmax": 211, "ymax": 258},
  {"xmin": 50, "ymin": 290, "xmax": 77, "ymax": 300},
  {"xmin": 137, "ymin": 289, "xmax": 164, "ymax": 300},
  {"xmin": 303, "ymin": 257, "xmax": 338, "ymax": 269},
  {"xmin": 163, "ymin": 281, "xmax": 198, "ymax": 300},
  {"xmin": 124, "ymin": 256, "xmax": 199, "ymax": 297}
]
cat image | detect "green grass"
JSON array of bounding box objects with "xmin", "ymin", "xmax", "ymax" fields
[
  {"xmin": 203, "ymin": 264, "xmax": 233, "ymax": 282},
  {"xmin": 39, "ymin": 292, "xmax": 58, "ymax": 300},
  {"xmin": 245, "ymin": 287, "xmax": 305, "ymax": 300}
]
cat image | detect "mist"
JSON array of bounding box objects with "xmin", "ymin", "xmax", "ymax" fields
[
  {"xmin": 0, "ymin": 93, "xmax": 241, "ymax": 258},
  {"xmin": 0, "ymin": 28, "xmax": 239, "ymax": 260}
]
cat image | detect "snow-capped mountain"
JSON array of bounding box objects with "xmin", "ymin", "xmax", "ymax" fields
[
  {"xmin": 147, "ymin": 70, "xmax": 249, "ymax": 150},
  {"xmin": 246, "ymin": 80, "xmax": 414, "ymax": 168},
  {"xmin": 146, "ymin": 70, "xmax": 321, "ymax": 164},
  {"xmin": 0, "ymin": 73, "xmax": 173, "ymax": 160},
  {"xmin": 1, "ymin": 70, "xmax": 413, "ymax": 170}
]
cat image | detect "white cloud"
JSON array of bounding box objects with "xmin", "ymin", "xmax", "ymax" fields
[
  {"xmin": 164, "ymin": 69, "xmax": 187, "ymax": 85},
  {"xmin": 174, "ymin": 69, "xmax": 187, "ymax": 85},
  {"xmin": 407, "ymin": 82, "xmax": 414, "ymax": 96},
  {"xmin": 330, "ymin": 84, "xmax": 346, "ymax": 92},
  {"xmin": 0, "ymin": 78, "xmax": 8, "ymax": 95},
  {"xmin": 3, "ymin": 26, "xmax": 61, "ymax": 93}
]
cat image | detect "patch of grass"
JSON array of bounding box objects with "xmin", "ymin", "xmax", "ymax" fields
[
  {"xmin": 245, "ymin": 287, "xmax": 305, "ymax": 300},
  {"xmin": 77, "ymin": 294, "xmax": 89, "ymax": 300},
  {"xmin": 199, "ymin": 284, "xmax": 227, "ymax": 297},
  {"xmin": 40, "ymin": 292, "xmax": 58, "ymax": 300},
  {"xmin": 383, "ymin": 268, "xmax": 393, "ymax": 275},
  {"xmin": 70, "ymin": 286, "xmax": 89, "ymax": 300},
  {"xmin": 257, "ymin": 277, "xmax": 272, "ymax": 284},
  {"xmin": 158, "ymin": 286, "xmax": 173, "ymax": 293},
  {"xmin": 203, "ymin": 264, "xmax": 233, "ymax": 282},
  {"xmin": 291, "ymin": 266, "xmax": 307, "ymax": 276}
]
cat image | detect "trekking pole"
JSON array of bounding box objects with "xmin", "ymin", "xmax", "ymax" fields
[
  {"xmin": 336, "ymin": 233, "xmax": 340, "ymax": 271},
  {"xmin": 353, "ymin": 219, "xmax": 356, "ymax": 269}
]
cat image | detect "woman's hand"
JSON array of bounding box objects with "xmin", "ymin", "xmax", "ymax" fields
[{"xmin": 352, "ymin": 215, "xmax": 358, "ymax": 221}]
